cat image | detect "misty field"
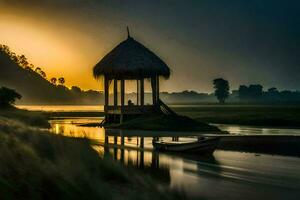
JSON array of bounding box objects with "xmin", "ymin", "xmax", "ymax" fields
[{"xmin": 172, "ymin": 104, "xmax": 300, "ymax": 128}]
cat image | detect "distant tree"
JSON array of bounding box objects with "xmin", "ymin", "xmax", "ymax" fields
[
  {"xmin": 248, "ymin": 84, "xmax": 263, "ymax": 98},
  {"xmin": 238, "ymin": 84, "xmax": 263, "ymax": 101},
  {"xmin": 71, "ymin": 86, "xmax": 81, "ymax": 93},
  {"xmin": 35, "ymin": 67, "xmax": 41, "ymax": 74},
  {"xmin": 50, "ymin": 77, "xmax": 57, "ymax": 85},
  {"xmin": 213, "ymin": 78, "xmax": 230, "ymax": 103},
  {"xmin": 268, "ymin": 87, "xmax": 278, "ymax": 94},
  {"xmin": 0, "ymin": 45, "xmax": 10, "ymax": 54},
  {"xmin": 0, "ymin": 87, "xmax": 22, "ymax": 107},
  {"xmin": 58, "ymin": 77, "xmax": 65, "ymax": 85},
  {"xmin": 238, "ymin": 85, "xmax": 249, "ymax": 100},
  {"xmin": 18, "ymin": 55, "xmax": 28, "ymax": 68},
  {"xmin": 40, "ymin": 70, "xmax": 46, "ymax": 78}
]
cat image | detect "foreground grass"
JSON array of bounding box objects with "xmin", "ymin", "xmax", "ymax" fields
[{"xmin": 0, "ymin": 117, "xmax": 184, "ymax": 200}]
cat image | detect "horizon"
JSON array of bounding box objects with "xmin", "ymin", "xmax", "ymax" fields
[{"xmin": 1, "ymin": 0, "xmax": 299, "ymax": 93}]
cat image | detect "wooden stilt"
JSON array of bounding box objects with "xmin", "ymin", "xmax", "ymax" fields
[
  {"xmin": 104, "ymin": 76, "xmax": 109, "ymax": 112},
  {"xmin": 121, "ymin": 79, "xmax": 125, "ymax": 107},
  {"xmin": 120, "ymin": 79, "xmax": 125, "ymax": 124},
  {"xmin": 114, "ymin": 79, "xmax": 118, "ymax": 107},
  {"xmin": 140, "ymin": 78, "xmax": 144, "ymax": 106},
  {"xmin": 156, "ymin": 76, "xmax": 159, "ymax": 102},
  {"xmin": 140, "ymin": 137, "xmax": 144, "ymax": 148},
  {"xmin": 136, "ymin": 79, "xmax": 139, "ymax": 105},
  {"xmin": 151, "ymin": 76, "xmax": 157, "ymax": 105}
]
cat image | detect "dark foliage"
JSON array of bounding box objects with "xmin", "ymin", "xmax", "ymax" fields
[
  {"xmin": 238, "ymin": 84, "xmax": 263, "ymax": 100},
  {"xmin": 0, "ymin": 87, "xmax": 21, "ymax": 107},
  {"xmin": 213, "ymin": 78, "xmax": 229, "ymax": 103}
]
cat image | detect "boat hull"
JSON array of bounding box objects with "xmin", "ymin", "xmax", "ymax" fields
[{"xmin": 153, "ymin": 137, "xmax": 220, "ymax": 155}]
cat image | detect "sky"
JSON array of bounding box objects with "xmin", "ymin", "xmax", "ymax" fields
[{"xmin": 0, "ymin": 0, "xmax": 299, "ymax": 92}]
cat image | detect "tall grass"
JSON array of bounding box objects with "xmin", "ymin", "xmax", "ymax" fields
[
  {"xmin": 0, "ymin": 107, "xmax": 49, "ymax": 128},
  {"xmin": 0, "ymin": 117, "xmax": 184, "ymax": 200}
]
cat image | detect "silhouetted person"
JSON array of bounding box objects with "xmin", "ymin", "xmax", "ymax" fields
[{"xmin": 128, "ymin": 99, "xmax": 134, "ymax": 106}]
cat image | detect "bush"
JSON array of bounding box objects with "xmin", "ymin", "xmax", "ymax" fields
[{"xmin": 0, "ymin": 87, "xmax": 21, "ymax": 108}]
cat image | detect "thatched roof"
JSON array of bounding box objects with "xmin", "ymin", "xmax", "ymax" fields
[{"xmin": 93, "ymin": 35, "xmax": 170, "ymax": 80}]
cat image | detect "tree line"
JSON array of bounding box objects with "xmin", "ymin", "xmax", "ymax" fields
[
  {"xmin": 213, "ymin": 78, "xmax": 300, "ymax": 103},
  {"xmin": 0, "ymin": 44, "xmax": 65, "ymax": 86}
]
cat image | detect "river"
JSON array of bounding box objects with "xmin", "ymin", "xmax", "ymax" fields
[{"xmin": 49, "ymin": 117, "xmax": 300, "ymax": 200}]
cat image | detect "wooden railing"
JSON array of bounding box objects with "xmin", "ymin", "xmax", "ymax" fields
[
  {"xmin": 105, "ymin": 105, "xmax": 157, "ymax": 114},
  {"xmin": 104, "ymin": 99, "xmax": 177, "ymax": 116},
  {"xmin": 158, "ymin": 99, "xmax": 177, "ymax": 116}
]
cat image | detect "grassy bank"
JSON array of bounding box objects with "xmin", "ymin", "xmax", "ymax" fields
[
  {"xmin": 0, "ymin": 117, "xmax": 184, "ymax": 200},
  {"xmin": 0, "ymin": 107, "xmax": 49, "ymax": 128},
  {"xmin": 172, "ymin": 105, "xmax": 300, "ymax": 128},
  {"xmin": 107, "ymin": 114, "xmax": 221, "ymax": 132}
]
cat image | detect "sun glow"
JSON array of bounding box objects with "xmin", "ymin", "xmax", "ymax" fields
[{"xmin": 0, "ymin": 12, "xmax": 103, "ymax": 91}]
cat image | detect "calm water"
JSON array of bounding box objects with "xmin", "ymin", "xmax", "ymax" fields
[
  {"xmin": 216, "ymin": 124, "xmax": 300, "ymax": 135},
  {"xmin": 18, "ymin": 104, "xmax": 282, "ymax": 111},
  {"xmin": 49, "ymin": 117, "xmax": 300, "ymax": 200},
  {"xmin": 17, "ymin": 105, "xmax": 104, "ymax": 112}
]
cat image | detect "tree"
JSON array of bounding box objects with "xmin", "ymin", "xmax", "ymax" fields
[
  {"xmin": 238, "ymin": 85, "xmax": 249, "ymax": 100},
  {"xmin": 71, "ymin": 86, "xmax": 81, "ymax": 93},
  {"xmin": 50, "ymin": 77, "xmax": 57, "ymax": 85},
  {"xmin": 213, "ymin": 78, "xmax": 229, "ymax": 103},
  {"xmin": 35, "ymin": 67, "xmax": 41, "ymax": 74},
  {"xmin": 248, "ymin": 84, "xmax": 263, "ymax": 98},
  {"xmin": 0, "ymin": 87, "xmax": 22, "ymax": 107},
  {"xmin": 58, "ymin": 77, "xmax": 65, "ymax": 85},
  {"xmin": 40, "ymin": 70, "xmax": 46, "ymax": 78},
  {"xmin": 268, "ymin": 87, "xmax": 278, "ymax": 94},
  {"xmin": 238, "ymin": 84, "xmax": 263, "ymax": 101}
]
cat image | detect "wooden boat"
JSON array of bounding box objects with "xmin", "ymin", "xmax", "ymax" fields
[{"xmin": 153, "ymin": 137, "xmax": 220, "ymax": 155}]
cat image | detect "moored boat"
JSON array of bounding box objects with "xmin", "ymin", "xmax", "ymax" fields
[{"xmin": 153, "ymin": 137, "xmax": 220, "ymax": 155}]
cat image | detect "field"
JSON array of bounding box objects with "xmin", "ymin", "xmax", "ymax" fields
[{"xmin": 172, "ymin": 104, "xmax": 300, "ymax": 128}]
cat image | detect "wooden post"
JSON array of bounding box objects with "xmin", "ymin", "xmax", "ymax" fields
[
  {"xmin": 114, "ymin": 79, "xmax": 118, "ymax": 107},
  {"xmin": 151, "ymin": 76, "xmax": 157, "ymax": 105},
  {"xmin": 104, "ymin": 76, "xmax": 109, "ymax": 112},
  {"xmin": 136, "ymin": 79, "xmax": 139, "ymax": 105},
  {"xmin": 140, "ymin": 137, "xmax": 144, "ymax": 148},
  {"xmin": 140, "ymin": 78, "xmax": 144, "ymax": 106},
  {"xmin": 121, "ymin": 79, "xmax": 125, "ymax": 107},
  {"xmin": 156, "ymin": 76, "xmax": 159, "ymax": 102},
  {"xmin": 114, "ymin": 136, "xmax": 118, "ymax": 145}
]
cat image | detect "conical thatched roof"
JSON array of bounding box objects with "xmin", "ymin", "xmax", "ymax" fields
[{"xmin": 93, "ymin": 35, "xmax": 170, "ymax": 80}]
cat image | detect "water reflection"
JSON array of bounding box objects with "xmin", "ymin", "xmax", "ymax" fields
[
  {"xmin": 216, "ymin": 124, "xmax": 300, "ymax": 135},
  {"xmin": 49, "ymin": 118, "xmax": 300, "ymax": 200}
]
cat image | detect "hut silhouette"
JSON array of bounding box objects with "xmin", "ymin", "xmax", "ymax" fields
[{"xmin": 93, "ymin": 28, "xmax": 174, "ymax": 124}]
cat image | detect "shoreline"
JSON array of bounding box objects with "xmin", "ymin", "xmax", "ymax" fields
[{"xmin": 45, "ymin": 110, "xmax": 300, "ymax": 129}]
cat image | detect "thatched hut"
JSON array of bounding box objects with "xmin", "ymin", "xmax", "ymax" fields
[{"xmin": 93, "ymin": 29, "xmax": 172, "ymax": 123}]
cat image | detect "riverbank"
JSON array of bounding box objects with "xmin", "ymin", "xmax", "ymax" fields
[{"xmin": 36, "ymin": 104, "xmax": 300, "ymax": 128}]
